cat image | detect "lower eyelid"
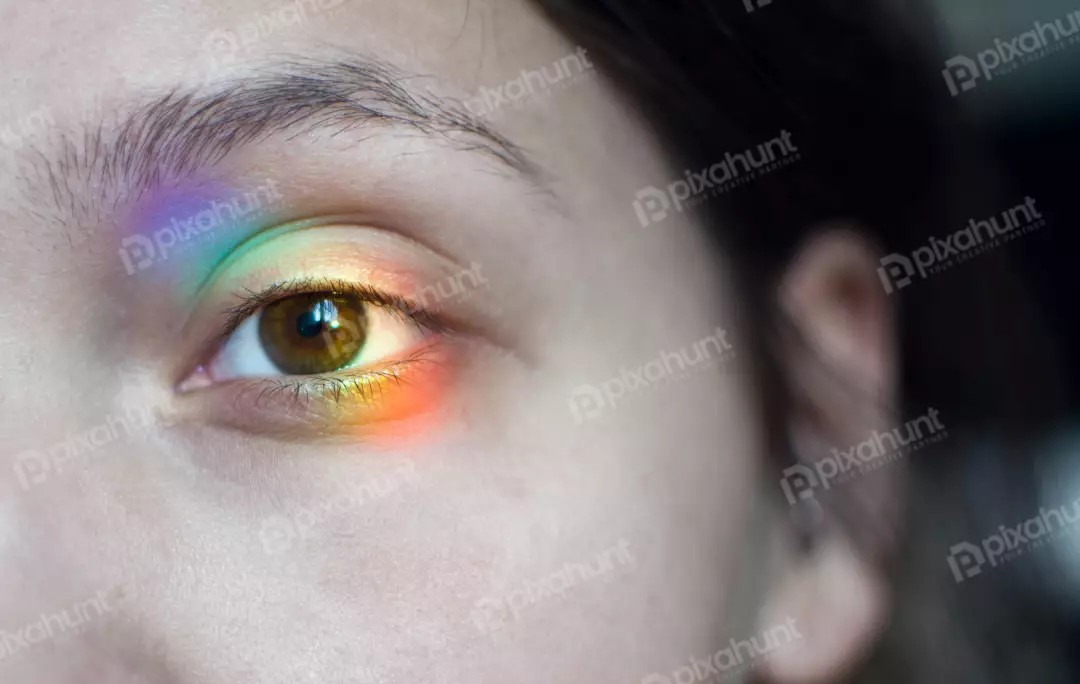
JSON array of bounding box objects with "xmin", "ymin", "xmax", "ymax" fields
[{"xmin": 187, "ymin": 337, "xmax": 456, "ymax": 440}]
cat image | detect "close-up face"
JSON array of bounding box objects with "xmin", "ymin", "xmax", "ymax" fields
[{"xmin": 0, "ymin": 1, "xmax": 799, "ymax": 681}]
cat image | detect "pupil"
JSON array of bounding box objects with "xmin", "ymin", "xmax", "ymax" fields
[
  {"xmin": 296, "ymin": 301, "xmax": 337, "ymax": 338},
  {"xmin": 260, "ymin": 293, "xmax": 366, "ymax": 376}
]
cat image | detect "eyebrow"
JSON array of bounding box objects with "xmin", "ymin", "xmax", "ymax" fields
[{"xmin": 16, "ymin": 55, "xmax": 544, "ymax": 229}]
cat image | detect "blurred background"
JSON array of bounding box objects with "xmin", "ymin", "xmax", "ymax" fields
[
  {"xmin": 935, "ymin": 0, "xmax": 1079, "ymax": 395},
  {"xmin": 930, "ymin": 0, "xmax": 1080, "ymax": 674}
]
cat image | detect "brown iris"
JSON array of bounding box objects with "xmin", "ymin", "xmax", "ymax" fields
[{"xmin": 258, "ymin": 294, "xmax": 368, "ymax": 375}]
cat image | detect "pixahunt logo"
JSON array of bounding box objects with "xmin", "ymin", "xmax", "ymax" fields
[
  {"xmin": 13, "ymin": 405, "xmax": 155, "ymax": 492},
  {"xmin": 780, "ymin": 408, "xmax": 946, "ymax": 505},
  {"xmin": 943, "ymin": 9, "xmax": 1080, "ymax": 95},
  {"xmin": 0, "ymin": 589, "xmax": 114, "ymax": 663},
  {"xmin": 568, "ymin": 328, "xmax": 736, "ymax": 424},
  {"xmin": 258, "ymin": 461, "xmax": 420, "ymax": 555},
  {"xmin": 633, "ymin": 131, "xmax": 799, "ymax": 227},
  {"xmin": 947, "ymin": 494, "xmax": 1080, "ymax": 583},
  {"xmin": 877, "ymin": 197, "xmax": 1044, "ymax": 294},
  {"xmin": 201, "ymin": 0, "xmax": 350, "ymax": 67},
  {"xmin": 471, "ymin": 540, "xmax": 634, "ymax": 635},
  {"xmin": 641, "ymin": 619, "xmax": 802, "ymax": 684},
  {"xmin": 118, "ymin": 179, "xmax": 283, "ymax": 275},
  {"xmin": 397, "ymin": 262, "xmax": 489, "ymax": 317}
]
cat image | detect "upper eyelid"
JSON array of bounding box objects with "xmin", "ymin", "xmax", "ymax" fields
[
  {"xmin": 224, "ymin": 278, "xmax": 417, "ymax": 330},
  {"xmin": 184, "ymin": 218, "xmax": 469, "ymax": 319},
  {"xmin": 215, "ymin": 277, "xmax": 445, "ymax": 350},
  {"xmin": 173, "ymin": 222, "xmax": 520, "ymax": 382},
  {"xmin": 171, "ymin": 222, "xmax": 491, "ymax": 389}
]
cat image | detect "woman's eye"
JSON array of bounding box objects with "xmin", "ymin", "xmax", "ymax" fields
[
  {"xmin": 206, "ymin": 291, "xmax": 430, "ymax": 381},
  {"xmin": 260, "ymin": 294, "xmax": 368, "ymax": 375},
  {"xmin": 171, "ymin": 228, "xmax": 466, "ymax": 432}
]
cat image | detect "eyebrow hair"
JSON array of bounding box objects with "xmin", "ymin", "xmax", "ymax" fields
[{"xmin": 17, "ymin": 55, "xmax": 544, "ymax": 228}]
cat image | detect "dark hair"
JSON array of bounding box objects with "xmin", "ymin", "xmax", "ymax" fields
[{"xmin": 529, "ymin": 1, "xmax": 1073, "ymax": 681}]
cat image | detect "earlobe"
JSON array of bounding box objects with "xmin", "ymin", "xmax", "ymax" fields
[
  {"xmin": 756, "ymin": 534, "xmax": 889, "ymax": 684},
  {"xmin": 756, "ymin": 227, "xmax": 903, "ymax": 683}
]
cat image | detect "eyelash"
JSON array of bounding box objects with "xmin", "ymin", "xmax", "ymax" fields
[
  {"xmin": 210, "ymin": 277, "xmax": 448, "ymax": 409},
  {"xmin": 220, "ymin": 277, "xmax": 444, "ymax": 339},
  {"xmin": 235, "ymin": 345, "xmax": 442, "ymax": 411}
]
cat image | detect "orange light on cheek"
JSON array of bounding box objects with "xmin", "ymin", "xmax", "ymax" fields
[{"xmin": 335, "ymin": 341, "xmax": 455, "ymax": 447}]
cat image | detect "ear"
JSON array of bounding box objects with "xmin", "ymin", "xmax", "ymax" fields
[{"xmin": 758, "ymin": 227, "xmax": 903, "ymax": 684}]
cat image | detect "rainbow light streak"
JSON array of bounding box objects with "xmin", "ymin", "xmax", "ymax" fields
[
  {"xmin": 119, "ymin": 184, "xmax": 457, "ymax": 441},
  {"xmin": 324, "ymin": 341, "xmax": 454, "ymax": 445},
  {"xmin": 118, "ymin": 177, "xmax": 285, "ymax": 297}
]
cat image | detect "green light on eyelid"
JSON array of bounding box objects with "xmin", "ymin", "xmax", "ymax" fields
[{"xmin": 188, "ymin": 218, "xmax": 336, "ymax": 301}]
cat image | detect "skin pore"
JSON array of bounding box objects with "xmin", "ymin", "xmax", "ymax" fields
[{"xmin": 0, "ymin": 0, "xmax": 899, "ymax": 682}]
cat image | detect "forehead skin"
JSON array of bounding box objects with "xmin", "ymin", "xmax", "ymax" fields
[{"xmin": 0, "ymin": 1, "xmax": 763, "ymax": 683}]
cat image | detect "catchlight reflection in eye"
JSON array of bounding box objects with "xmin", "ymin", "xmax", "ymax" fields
[{"xmin": 259, "ymin": 293, "xmax": 369, "ymax": 375}]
